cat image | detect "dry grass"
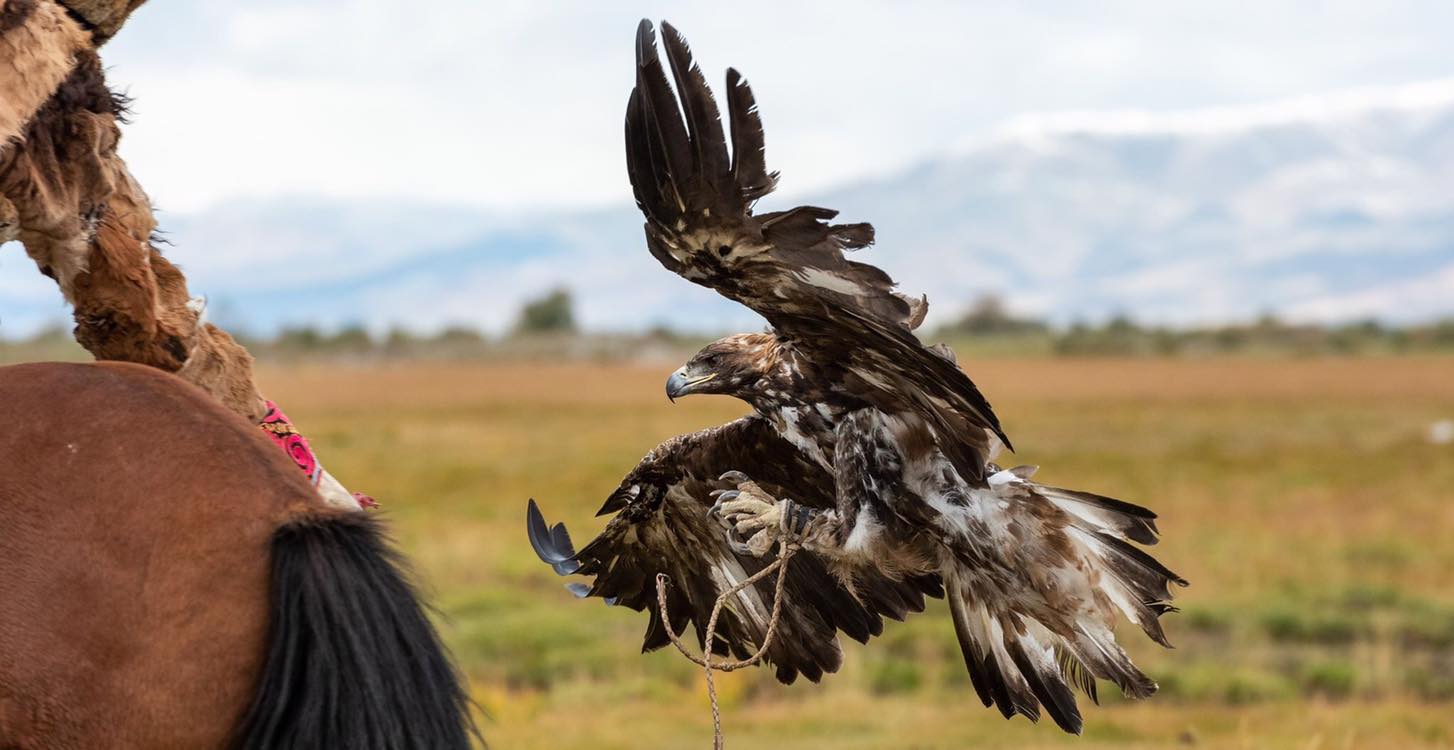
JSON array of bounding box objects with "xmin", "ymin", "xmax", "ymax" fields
[{"xmin": 256, "ymin": 357, "xmax": 1454, "ymax": 749}]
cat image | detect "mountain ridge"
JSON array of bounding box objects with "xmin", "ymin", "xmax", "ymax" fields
[{"xmin": 2, "ymin": 80, "xmax": 1451, "ymax": 335}]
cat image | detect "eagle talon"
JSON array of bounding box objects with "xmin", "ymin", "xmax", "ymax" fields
[
  {"xmin": 708, "ymin": 503, "xmax": 739, "ymax": 532},
  {"xmin": 719, "ymin": 470, "xmax": 749, "ymax": 484},
  {"xmin": 713, "ymin": 479, "xmax": 789, "ymax": 557},
  {"xmin": 706, "ymin": 488, "xmax": 735, "ymax": 518}
]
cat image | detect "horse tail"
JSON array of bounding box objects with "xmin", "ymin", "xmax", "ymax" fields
[{"xmin": 233, "ymin": 511, "xmax": 477, "ymax": 749}]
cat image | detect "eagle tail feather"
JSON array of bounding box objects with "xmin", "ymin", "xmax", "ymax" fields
[
  {"xmin": 1038, "ymin": 484, "xmax": 1163, "ymax": 544},
  {"xmin": 936, "ymin": 476, "xmax": 1186, "ymax": 732},
  {"xmin": 1067, "ymin": 622, "xmax": 1160, "ymax": 699},
  {"xmin": 1020, "ymin": 480, "xmax": 1187, "ymax": 647},
  {"xmin": 944, "ymin": 583, "xmax": 1040, "ymax": 721},
  {"xmin": 946, "ymin": 586, "xmax": 1008, "ymax": 712},
  {"xmin": 1006, "ymin": 620, "xmax": 1084, "ymax": 734},
  {"xmin": 1061, "ymin": 523, "xmax": 1187, "ymax": 648},
  {"xmin": 946, "ymin": 575, "xmax": 1109, "ymax": 735}
]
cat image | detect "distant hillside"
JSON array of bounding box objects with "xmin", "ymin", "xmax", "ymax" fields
[
  {"xmin": 822, "ymin": 78, "xmax": 1454, "ymax": 328},
  {"xmin": 2, "ymin": 80, "xmax": 1451, "ymax": 336}
]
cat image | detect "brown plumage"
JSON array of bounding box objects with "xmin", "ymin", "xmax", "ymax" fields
[
  {"xmin": 529, "ymin": 417, "xmax": 942, "ymax": 684},
  {"xmin": 625, "ymin": 19, "xmax": 1007, "ymax": 483},
  {"xmin": 530, "ymin": 19, "xmax": 1186, "ymax": 735}
]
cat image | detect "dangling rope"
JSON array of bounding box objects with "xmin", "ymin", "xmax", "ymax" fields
[{"xmin": 655, "ymin": 541, "xmax": 801, "ymax": 750}]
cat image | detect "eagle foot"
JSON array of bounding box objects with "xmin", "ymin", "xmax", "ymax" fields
[{"xmin": 709, "ymin": 473, "xmax": 816, "ymax": 558}]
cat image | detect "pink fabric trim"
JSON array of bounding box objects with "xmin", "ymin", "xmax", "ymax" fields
[
  {"xmin": 259, "ymin": 400, "xmax": 377, "ymax": 510},
  {"xmin": 260, "ymin": 400, "xmax": 322, "ymax": 486}
]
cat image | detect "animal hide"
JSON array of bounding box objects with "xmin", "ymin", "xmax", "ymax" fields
[
  {"xmin": 0, "ymin": 0, "xmax": 89, "ymax": 148},
  {"xmin": 60, "ymin": 0, "xmax": 146, "ymax": 43},
  {"xmin": 0, "ymin": 0, "xmax": 366, "ymax": 510},
  {"xmin": 0, "ymin": 193, "xmax": 17, "ymax": 243},
  {"xmin": 0, "ymin": 43, "xmax": 266, "ymax": 421}
]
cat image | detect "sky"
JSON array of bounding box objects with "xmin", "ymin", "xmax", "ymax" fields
[
  {"xmin": 103, "ymin": 1, "xmax": 1454, "ymax": 214},
  {"xmin": 3, "ymin": 1, "xmax": 1454, "ymax": 335}
]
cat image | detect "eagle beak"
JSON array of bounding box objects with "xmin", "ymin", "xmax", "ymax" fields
[{"xmin": 666, "ymin": 367, "xmax": 715, "ymax": 402}]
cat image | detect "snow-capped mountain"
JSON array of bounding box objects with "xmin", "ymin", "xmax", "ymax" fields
[{"xmin": 824, "ymin": 78, "xmax": 1454, "ymax": 327}]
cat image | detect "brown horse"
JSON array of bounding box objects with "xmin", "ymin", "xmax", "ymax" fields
[{"xmin": 0, "ymin": 362, "xmax": 477, "ymax": 748}]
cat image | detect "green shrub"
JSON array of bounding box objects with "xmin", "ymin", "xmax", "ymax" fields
[
  {"xmin": 1182, "ymin": 606, "xmax": 1233, "ymax": 634},
  {"xmin": 1222, "ymin": 669, "xmax": 1297, "ymax": 705},
  {"xmin": 1404, "ymin": 668, "xmax": 1454, "ymax": 700},
  {"xmin": 1259, "ymin": 607, "xmax": 1366, "ymax": 645},
  {"xmin": 867, "ymin": 658, "xmax": 923, "ymax": 695},
  {"xmin": 1299, "ymin": 661, "xmax": 1357, "ymax": 698}
]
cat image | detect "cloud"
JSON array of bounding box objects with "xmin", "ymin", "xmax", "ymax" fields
[
  {"xmin": 102, "ymin": 1, "xmax": 1454, "ymax": 213},
  {"xmin": 7, "ymin": 2, "xmax": 1454, "ymax": 336},
  {"xmin": 992, "ymin": 78, "xmax": 1454, "ymax": 141},
  {"xmin": 1283, "ymin": 262, "xmax": 1454, "ymax": 323}
]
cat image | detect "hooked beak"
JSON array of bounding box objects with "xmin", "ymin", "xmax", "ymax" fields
[{"xmin": 665, "ymin": 366, "xmax": 716, "ymax": 402}]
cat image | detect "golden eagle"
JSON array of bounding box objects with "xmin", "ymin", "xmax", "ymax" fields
[{"xmin": 528, "ymin": 19, "xmax": 1185, "ymax": 733}]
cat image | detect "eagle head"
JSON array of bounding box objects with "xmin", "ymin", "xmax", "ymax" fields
[{"xmin": 665, "ymin": 332, "xmax": 783, "ymax": 402}]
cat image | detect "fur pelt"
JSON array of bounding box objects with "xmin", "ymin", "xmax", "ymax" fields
[
  {"xmin": 0, "ymin": 193, "xmax": 17, "ymax": 243},
  {"xmin": 0, "ymin": 0, "xmax": 367, "ymax": 508},
  {"xmin": 0, "ymin": 0, "xmax": 88, "ymax": 147},
  {"xmin": 61, "ymin": 0, "xmax": 146, "ymax": 43},
  {"xmin": 0, "ymin": 47, "xmax": 268, "ymax": 423}
]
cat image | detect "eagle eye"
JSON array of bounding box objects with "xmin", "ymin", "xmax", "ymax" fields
[{"xmin": 717, "ymin": 245, "xmax": 732, "ymax": 257}]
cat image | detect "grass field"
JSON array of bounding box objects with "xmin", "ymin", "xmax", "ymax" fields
[{"xmin": 256, "ymin": 356, "xmax": 1454, "ymax": 749}]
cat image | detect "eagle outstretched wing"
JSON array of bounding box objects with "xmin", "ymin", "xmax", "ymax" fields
[
  {"xmin": 527, "ymin": 416, "xmax": 941, "ymax": 684},
  {"xmin": 625, "ymin": 20, "xmax": 1010, "ymax": 481}
]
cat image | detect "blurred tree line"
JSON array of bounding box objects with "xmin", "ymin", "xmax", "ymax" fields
[
  {"xmin": 514, "ymin": 288, "xmax": 576, "ymax": 334},
  {"xmin": 932, "ymin": 295, "xmax": 1454, "ymax": 357},
  {"xmin": 3, "ymin": 290, "xmax": 1453, "ymax": 364}
]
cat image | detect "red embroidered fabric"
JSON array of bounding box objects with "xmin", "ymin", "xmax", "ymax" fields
[
  {"xmin": 259, "ymin": 400, "xmax": 377, "ymax": 509},
  {"xmin": 259, "ymin": 401, "xmax": 322, "ymax": 484}
]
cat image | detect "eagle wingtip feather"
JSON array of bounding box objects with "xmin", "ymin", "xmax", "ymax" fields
[{"xmin": 525, "ymin": 498, "xmax": 581, "ymax": 576}]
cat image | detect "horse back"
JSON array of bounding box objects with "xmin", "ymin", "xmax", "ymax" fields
[{"xmin": 0, "ymin": 362, "xmax": 327, "ymax": 749}]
